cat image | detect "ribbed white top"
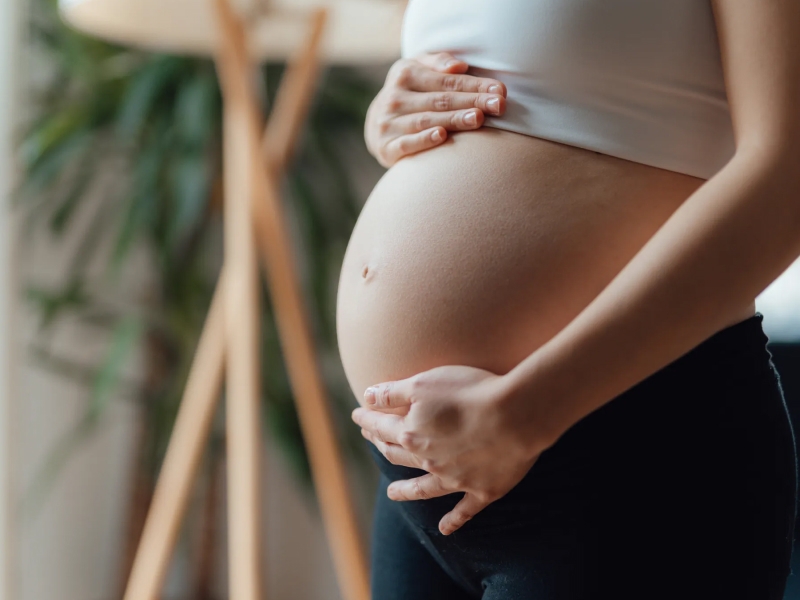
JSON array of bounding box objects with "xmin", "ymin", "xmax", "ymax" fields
[{"xmin": 401, "ymin": 0, "xmax": 736, "ymax": 180}]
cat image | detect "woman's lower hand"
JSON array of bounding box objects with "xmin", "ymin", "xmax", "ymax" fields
[
  {"xmin": 351, "ymin": 365, "xmax": 547, "ymax": 536},
  {"xmin": 365, "ymin": 52, "xmax": 508, "ymax": 167}
]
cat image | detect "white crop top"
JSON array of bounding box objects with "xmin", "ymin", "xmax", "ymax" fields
[{"xmin": 401, "ymin": 0, "xmax": 736, "ymax": 180}]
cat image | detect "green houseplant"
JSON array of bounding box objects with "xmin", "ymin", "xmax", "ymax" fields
[{"xmin": 16, "ymin": 0, "xmax": 382, "ymax": 590}]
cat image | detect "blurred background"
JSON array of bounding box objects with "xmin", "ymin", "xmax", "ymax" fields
[{"xmin": 1, "ymin": 0, "xmax": 800, "ymax": 599}]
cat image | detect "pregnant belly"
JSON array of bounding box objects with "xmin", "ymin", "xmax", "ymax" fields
[{"xmin": 336, "ymin": 128, "xmax": 704, "ymax": 405}]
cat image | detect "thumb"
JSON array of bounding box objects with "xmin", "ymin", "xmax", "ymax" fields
[{"xmin": 364, "ymin": 379, "xmax": 412, "ymax": 409}]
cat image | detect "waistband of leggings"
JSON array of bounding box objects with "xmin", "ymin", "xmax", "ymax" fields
[
  {"xmin": 365, "ymin": 312, "xmax": 771, "ymax": 477},
  {"xmin": 677, "ymin": 311, "xmax": 770, "ymax": 366}
]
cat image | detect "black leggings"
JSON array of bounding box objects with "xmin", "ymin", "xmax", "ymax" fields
[{"xmin": 367, "ymin": 313, "xmax": 797, "ymax": 599}]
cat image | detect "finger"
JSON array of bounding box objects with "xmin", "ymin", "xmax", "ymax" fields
[
  {"xmin": 406, "ymin": 67, "xmax": 507, "ymax": 96},
  {"xmin": 362, "ymin": 431, "xmax": 425, "ymax": 469},
  {"xmin": 351, "ymin": 407, "xmax": 405, "ymax": 444},
  {"xmin": 393, "ymin": 91, "xmax": 506, "ymax": 117},
  {"xmin": 363, "ymin": 377, "xmax": 417, "ymax": 409},
  {"xmin": 380, "ymin": 128, "xmax": 447, "ymax": 165},
  {"xmin": 386, "ymin": 473, "xmax": 454, "ymax": 501},
  {"xmin": 415, "ymin": 51, "xmax": 469, "ymax": 74},
  {"xmin": 439, "ymin": 493, "xmax": 490, "ymax": 535},
  {"xmin": 390, "ymin": 109, "xmax": 485, "ymax": 136}
]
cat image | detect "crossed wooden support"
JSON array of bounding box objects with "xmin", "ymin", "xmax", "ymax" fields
[{"xmin": 121, "ymin": 3, "xmax": 370, "ymax": 599}]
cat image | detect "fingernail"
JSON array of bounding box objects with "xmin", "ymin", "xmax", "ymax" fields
[
  {"xmin": 486, "ymin": 97, "xmax": 500, "ymax": 114},
  {"xmin": 488, "ymin": 84, "xmax": 502, "ymax": 94},
  {"xmin": 387, "ymin": 484, "xmax": 397, "ymax": 498},
  {"xmin": 464, "ymin": 110, "xmax": 478, "ymax": 126},
  {"xmin": 364, "ymin": 387, "xmax": 377, "ymax": 404},
  {"xmin": 445, "ymin": 59, "xmax": 461, "ymax": 68},
  {"xmin": 431, "ymin": 129, "xmax": 443, "ymax": 142}
]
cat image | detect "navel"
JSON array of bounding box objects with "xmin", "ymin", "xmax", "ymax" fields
[{"xmin": 361, "ymin": 262, "xmax": 377, "ymax": 282}]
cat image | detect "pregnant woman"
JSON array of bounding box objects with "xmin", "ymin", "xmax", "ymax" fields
[{"xmin": 336, "ymin": 1, "xmax": 800, "ymax": 598}]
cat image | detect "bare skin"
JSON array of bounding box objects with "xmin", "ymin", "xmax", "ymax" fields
[
  {"xmin": 338, "ymin": 128, "xmax": 754, "ymax": 403},
  {"xmin": 344, "ymin": 0, "xmax": 798, "ymax": 535}
]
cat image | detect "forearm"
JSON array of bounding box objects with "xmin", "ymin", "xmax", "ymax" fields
[{"xmin": 504, "ymin": 144, "xmax": 800, "ymax": 454}]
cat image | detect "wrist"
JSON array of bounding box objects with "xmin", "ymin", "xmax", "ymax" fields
[{"xmin": 497, "ymin": 352, "xmax": 573, "ymax": 459}]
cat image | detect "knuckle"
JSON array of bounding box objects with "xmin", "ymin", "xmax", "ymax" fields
[
  {"xmin": 384, "ymin": 92, "xmax": 403, "ymax": 113},
  {"xmin": 376, "ymin": 117, "xmax": 391, "ymax": 136},
  {"xmin": 475, "ymin": 490, "xmax": 493, "ymax": 504},
  {"xmin": 413, "ymin": 479, "xmax": 430, "ymax": 500},
  {"xmin": 386, "ymin": 58, "xmax": 407, "ymax": 80},
  {"xmin": 392, "ymin": 63, "xmax": 415, "ymax": 88},
  {"xmin": 395, "ymin": 136, "xmax": 411, "ymax": 155},
  {"xmin": 440, "ymin": 74, "xmax": 461, "ymax": 92},
  {"xmin": 432, "ymin": 93, "xmax": 452, "ymax": 110},
  {"xmin": 454, "ymin": 509, "xmax": 472, "ymax": 523},
  {"xmin": 378, "ymin": 384, "xmax": 392, "ymax": 406},
  {"xmin": 412, "ymin": 113, "xmax": 431, "ymax": 132},
  {"xmin": 398, "ymin": 430, "xmax": 416, "ymax": 448}
]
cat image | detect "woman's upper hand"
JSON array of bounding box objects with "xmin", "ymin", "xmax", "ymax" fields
[
  {"xmin": 365, "ymin": 52, "xmax": 508, "ymax": 168},
  {"xmin": 351, "ymin": 364, "xmax": 549, "ymax": 536}
]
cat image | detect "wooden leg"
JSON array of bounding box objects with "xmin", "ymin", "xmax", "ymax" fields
[
  {"xmin": 214, "ymin": 1, "xmax": 264, "ymax": 598},
  {"xmin": 251, "ymin": 171, "xmax": 371, "ymax": 600},
  {"xmin": 217, "ymin": 3, "xmax": 370, "ymax": 598},
  {"xmin": 215, "ymin": 3, "xmax": 370, "ymax": 599},
  {"xmin": 122, "ymin": 4, "xmax": 370, "ymax": 599},
  {"xmin": 122, "ymin": 280, "xmax": 226, "ymax": 600},
  {"xmin": 262, "ymin": 9, "xmax": 328, "ymax": 176},
  {"xmin": 251, "ymin": 13, "xmax": 370, "ymax": 600}
]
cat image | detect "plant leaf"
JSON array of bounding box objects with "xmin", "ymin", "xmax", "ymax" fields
[
  {"xmin": 116, "ymin": 56, "xmax": 184, "ymax": 141},
  {"xmin": 88, "ymin": 315, "xmax": 143, "ymax": 418},
  {"xmin": 166, "ymin": 150, "xmax": 211, "ymax": 253},
  {"xmin": 174, "ymin": 67, "xmax": 219, "ymax": 146}
]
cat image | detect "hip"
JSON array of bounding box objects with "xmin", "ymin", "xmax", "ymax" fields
[{"xmin": 366, "ymin": 311, "xmax": 797, "ymax": 535}]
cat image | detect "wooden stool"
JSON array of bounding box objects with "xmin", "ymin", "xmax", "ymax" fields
[{"xmin": 121, "ymin": 3, "xmax": 370, "ymax": 599}]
